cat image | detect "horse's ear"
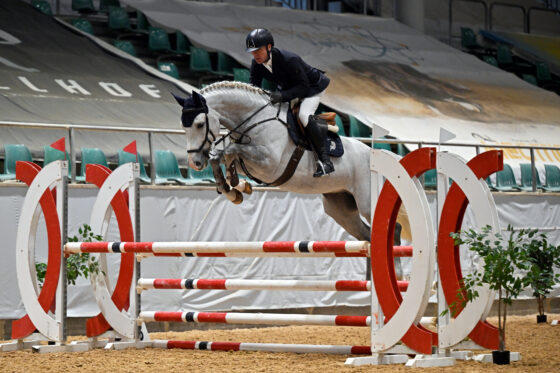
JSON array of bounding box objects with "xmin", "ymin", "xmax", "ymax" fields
[
  {"xmin": 192, "ymin": 91, "xmax": 209, "ymax": 113},
  {"xmin": 171, "ymin": 92, "xmax": 186, "ymax": 107}
]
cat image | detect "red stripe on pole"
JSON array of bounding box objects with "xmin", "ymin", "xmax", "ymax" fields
[
  {"xmin": 123, "ymin": 242, "xmax": 154, "ymax": 253},
  {"xmin": 197, "ymin": 312, "xmax": 227, "ymax": 323},
  {"xmin": 392, "ymin": 246, "xmax": 413, "ymax": 257},
  {"xmin": 210, "ymin": 342, "xmax": 242, "ymax": 351},
  {"xmin": 310, "ymin": 241, "xmax": 346, "ymax": 252},
  {"xmin": 350, "ymin": 346, "xmax": 372, "ymax": 354},
  {"xmin": 167, "ymin": 340, "xmax": 197, "ymax": 349},
  {"xmin": 196, "ymin": 279, "xmax": 227, "ymax": 289},
  {"xmin": 154, "ymin": 312, "xmax": 184, "ymax": 322},
  {"xmin": 80, "ymin": 242, "xmax": 109, "ymax": 252},
  {"xmin": 262, "ymin": 241, "xmax": 296, "ymax": 252},
  {"xmin": 335, "ymin": 281, "xmax": 369, "ymax": 291},
  {"xmin": 397, "ymin": 281, "xmax": 409, "ymax": 292},
  {"xmin": 334, "ymin": 316, "xmax": 369, "ymax": 326},
  {"xmin": 153, "ymin": 279, "xmax": 183, "ymax": 289}
]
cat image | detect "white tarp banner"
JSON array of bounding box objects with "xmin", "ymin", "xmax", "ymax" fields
[{"xmin": 123, "ymin": 0, "xmax": 560, "ymax": 164}]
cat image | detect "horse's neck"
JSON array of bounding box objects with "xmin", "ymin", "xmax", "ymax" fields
[{"xmin": 206, "ymin": 91, "xmax": 273, "ymax": 131}]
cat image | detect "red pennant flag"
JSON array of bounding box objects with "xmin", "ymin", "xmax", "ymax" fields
[
  {"xmin": 50, "ymin": 137, "xmax": 66, "ymax": 159},
  {"xmin": 123, "ymin": 140, "xmax": 138, "ymax": 162}
]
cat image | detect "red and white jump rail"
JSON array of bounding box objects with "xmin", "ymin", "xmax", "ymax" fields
[
  {"xmin": 152, "ymin": 340, "xmax": 372, "ymax": 355},
  {"xmin": 136, "ymin": 278, "xmax": 409, "ymax": 292},
  {"xmin": 64, "ymin": 240, "xmax": 371, "ymax": 256}
]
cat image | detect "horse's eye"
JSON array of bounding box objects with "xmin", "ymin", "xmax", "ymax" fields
[{"xmin": 197, "ymin": 123, "xmax": 204, "ymax": 129}]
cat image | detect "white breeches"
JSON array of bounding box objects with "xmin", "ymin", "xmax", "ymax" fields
[{"xmin": 298, "ymin": 93, "xmax": 323, "ymax": 127}]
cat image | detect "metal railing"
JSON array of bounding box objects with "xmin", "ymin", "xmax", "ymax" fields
[{"xmin": 2, "ymin": 120, "xmax": 560, "ymax": 192}]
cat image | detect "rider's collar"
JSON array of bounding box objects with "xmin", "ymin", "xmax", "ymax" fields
[
  {"xmin": 178, "ymin": 91, "xmax": 208, "ymax": 128},
  {"xmin": 263, "ymin": 53, "xmax": 273, "ymax": 73}
]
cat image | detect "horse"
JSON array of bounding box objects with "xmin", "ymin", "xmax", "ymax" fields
[{"xmin": 173, "ymin": 81, "xmax": 404, "ymax": 245}]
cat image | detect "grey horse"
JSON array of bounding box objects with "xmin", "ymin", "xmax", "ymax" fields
[{"xmin": 174, "ymin": 81, "xmax": 405, "ymax": 244}]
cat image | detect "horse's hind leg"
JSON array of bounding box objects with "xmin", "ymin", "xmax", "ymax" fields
[{"xmin": 322, "ymin": 192, "xmax": 370, "ymax": 241}]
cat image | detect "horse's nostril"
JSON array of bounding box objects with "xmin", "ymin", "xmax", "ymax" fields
[{"xmin": 194, "ymin": 161, "xmax": 202, "ymax": 168}]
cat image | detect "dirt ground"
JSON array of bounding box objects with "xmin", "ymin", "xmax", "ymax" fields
[{"xmin": 1, "ymin": 314, "xmax": 559, "ymax": 373}]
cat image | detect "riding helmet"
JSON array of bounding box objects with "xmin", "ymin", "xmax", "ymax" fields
[{"xmin": 245, "ymin": 28, "xmax": 274, "ymax": 52}]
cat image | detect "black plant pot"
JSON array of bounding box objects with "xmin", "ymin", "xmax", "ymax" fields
[
  {"xmin": 537, "ymin": 314, "xmax": 547, "ymax": 323},
  {"xmin": 492, "ymin": 350, "xmax": 510, "ymax": 365}
]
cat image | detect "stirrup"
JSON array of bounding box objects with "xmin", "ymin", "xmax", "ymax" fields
[{"xmin": 313, "ymin": 161, "xmax": 334, "ymax": 177}]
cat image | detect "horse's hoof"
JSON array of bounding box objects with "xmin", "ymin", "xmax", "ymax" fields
[
  {"xmin": 242, "ymin": 181, "xmax": 253, "ymax": 195},
  {"xmin": 232, "ymin": 190, "xmax": 243, "ymax": 204}
]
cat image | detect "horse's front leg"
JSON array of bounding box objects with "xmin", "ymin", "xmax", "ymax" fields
[
  {"xmin": 209, "ymin": 150, "xmax": 243, "ymax": 204},
  {"xmin": 225, "ymin": 159, "xmax": 252, "ymax": 196}
]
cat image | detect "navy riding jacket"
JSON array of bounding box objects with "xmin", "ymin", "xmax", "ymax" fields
[{"xmin": 250, "ymin": 47, "xmax": 330, "ymax": 102}]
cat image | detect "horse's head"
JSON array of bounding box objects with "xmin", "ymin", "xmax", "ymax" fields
[{"xmin": 173, "ymin": 91, "xmax": 220, "ymax": 170}]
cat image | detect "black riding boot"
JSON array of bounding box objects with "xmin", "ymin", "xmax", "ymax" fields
[{"xmin": 304, "ymin": 116, "xmax": 335, "ymax": 177}]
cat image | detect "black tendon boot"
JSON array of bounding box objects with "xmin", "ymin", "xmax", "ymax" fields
[{"xmin": 304, "ymin": 116, "xmax": 335, "ymax": 177}]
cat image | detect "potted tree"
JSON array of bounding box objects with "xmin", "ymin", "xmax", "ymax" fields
[
  {"xmin": 450, "ymin": 225, "xmax": 535, "ymax": 365},
  {"xmin": 524, "ymin": 233, "xmax": 560, "ymax": 323}
]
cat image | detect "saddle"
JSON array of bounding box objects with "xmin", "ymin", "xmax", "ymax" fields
[{"xmin": 286, "ymin": 104, "xmax": 344, "ymax": 158}]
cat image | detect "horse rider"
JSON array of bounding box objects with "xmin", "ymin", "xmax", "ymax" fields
[{"xmin": 245, "ymin": 28, "xmax": 334, "ymax": 177}]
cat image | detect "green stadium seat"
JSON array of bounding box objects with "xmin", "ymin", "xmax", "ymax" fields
[
  {"xmin": 485, "ymin": 177, "xmax": 495, "ymax": 190},
  {"xmin": 76, "ymin": 148, "xmax": 108, "ymax": 182},
  {"xmin": 157, "ymin": 61, "xmax": 180, "ymax": 79},
  {"xmin": 482, "ymin": 56, "xmax": 498, "ymax": 67},
  {"xmin": 543, "ymin": 164, "xmax": 560, "ymax": 192},
  {"xmin": 32, "ymin": 0, "xmax": 53, "ymax": 15},
  {"xmin": 187, "ymin": 165, "xmax": 215, "ymax": 184},
  {"xmin": 215, "ymin": 52, "xmax": 235, "ymax": 76},
  {"xmin": 154, "ymin": 150, "xmax": 189, "ymax": 185},
  {"xmin": 494, "ymin": 163, "xmax": 520, "ymax": 191},
  {"xmin": 496, "ymin": 44, "xmax": 513, "ymax": 66},
  {"xmin": 460, "ymin": 27, "xmax": 480, "ymax": 49},
  {"xmin": 148, "ymin": 27, "xmax": 172, "ymax": 52},
  {"xmin": 114, "ymin": 40, "xmax": 136, "ymax": 56},
  {"xmin": 71, "ymin": 18, "xmax": 94, "ymax": 35},
  {"xmin": 334, "ymin": 114, "xmax": 346, "ymax": 136},
  {"xmin": 174, "ymin": 32, "xmax": 191, "ymax": 54},
  {"xmin": 349, "ymin": 116, "xmax": 371, "ymax": 138},
  {"xmin": 189, "ymin": 46, "xmax": 213, "ymax": 72},
  {"xmin": 107, "ymin": 6, "xmax": 130, "ymax": 30},
  {"xmin": 134, "ymin": 11, "xmax": 149, "ymax": 32},
  {"xmin": 519, "ymin": 163, "xmax": 543, "ymax": 191},
  {"xmin": 535, "ymin": 61, "xmax": 552, "ymax": 83},
  {"xmin": 523, "ymin": 74, "xmax": 538, "ymax": 85},
  {"xmin": 233, "ymin": 68, "xmax": 250, "ymax": 83},
  {"xmin": 1, "ymin": 144, "xmax": 32, "ymax": 181},
  {"xmin": 373, "ymin": 141, "xmax": 391, "ymax": 151},
  {"xmin": 423, "ymin": 169, "xmax": 437, "ymax": 189},
  {"xmin": 117, "ymin": 150, "xmax": 150, "ymax": 183},
  {"xmin": 99, "ymin": 0, "xmax": 120, "ymax": 13},
  {"xmin": 397, "ymin": 144, "xmax": 410, "ymax": 156},
  {"xmin": 43, "ymin": 146, "xmax": 71, "ymax": 175},
  {"xmin": 72, "ymin": 0, "xmax": 96, "ymax": 14}
]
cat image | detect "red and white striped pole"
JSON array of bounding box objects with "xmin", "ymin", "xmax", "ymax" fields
[
  {"xmin": 137, "ymin": 278, "xmax": 409, "ymax": 292},
  {"xmin": 139, "ymin": 311, "xmax": 371, "ymax": 327},
  {"xmin": 152, "ymin": 340, "xmax": 372, "ymax": 355}
]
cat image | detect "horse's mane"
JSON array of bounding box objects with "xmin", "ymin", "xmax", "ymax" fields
[{"xmin": 200, "ymin": 81, "xmax": 269, "ymax": 105}]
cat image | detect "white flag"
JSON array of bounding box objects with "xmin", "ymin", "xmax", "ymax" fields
[{"xmin": 439, "ymin": 127, "xmax": 456, "ymax": 143}]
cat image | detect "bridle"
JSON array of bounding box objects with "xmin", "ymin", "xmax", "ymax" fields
[{"xmin": 184, "ymin": 107, "xmax": 217, "ymax": 154}]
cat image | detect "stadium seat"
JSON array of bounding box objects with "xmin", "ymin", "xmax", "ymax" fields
[
  {"xmin": 519, "ymin": 163, "xmax": 543, "ymax": 191},
  {"xmin": 334, "ymin": 114, "xmax": 346, "ymax": 136},
  {"xmin": 148, "ymin": 27, "xmax": 172, "ymax": 52},
  {"xmin": 349, "ymin": 116, "xmax": 371, "ymax": 138},
  {"xmin": 187, "ymin": 165, "xmax": 215, "ymax": 184},
  {"xmin": 373, "ymin": 141, "xmax": 391, "ymax": 151},
  {"xmin": 460, "ymin": 27, "xmax": 479, "ymax": 49},
  {"xmin": 482, "ymin": 55, "xmax": 498, "ymax": 67},
  {"xmin": 397, "ymin": 144, "xmax": 410, "ymax": 157},
  {"xmin": 134, "ymin": 11, "xmax": 149, "ymax": 32},
  {"xmin": 233, "ymin": 68, "xmax": 250, "ymax": 83},
  {"xmin": 157, "ymin": 61, "xmax": 180, "ymax": 79},
  {"xmin": 107, "ymin": 6, "xmax": 130, "ymax": 30},
  {"xmin": 32, "ymin": 0, "xmax": 53, "ymax": 15},
  {"xmin": 154, "ymin": 150, "xmax": 189, "ymax": 185},
  {"xmin": 215, "ymin": 52, "xmax": 235, "ymax": 76},
  {"xmin": 189, "ymin": 46, "xmax": 213, "ymax": 72},
  {"xmin": 261, "ymin": 79, "xmax": 277, "ymax": 91},
  {"xmin": 117, "ymin": 150, "xmax": 150, "ymax": 183},
  {"xmin": 72, "ymin": 0, "xmax": 96, "ymax": 14},
  {"xmin": 535, "ymin": 61, "xmax": 552, "ymax": 83},
  {"xmin": 423, "ymin": 169, "xmax": 437, "ymax": 189},
  {"xmin": 543, "ymin": 164, "xmax": 560, "ymax": 192},
  {"xmin": 43, "ymin": 146, "xmax": 71, "ymax": 174},
  {"xmin": 0, "ymin": 144, "xmax": 32, "ymax": 181},
  {"xmin": 99, "ymin": 0, "xmax": 120, "ymax": 13},
  {"xmin": 76, "ymin": 148, "xmax": 108, "ymax": 182},
  {"xmin": 174, "ymin": 32, "xmax": 191, "ymax": 54},
  {"xmin": 485, "ymin": 177, "xmax": 495, "ymax": 190},
  {"xmin": 523, "ymin": 74, "xmax": 538, "ymax": 86},
  {"xmin": 114, "ymin": 40, "xmax": 136, "ymax": 56},
  {"xmin": 494, "ymin": 163, "xmax": 520, "ymax": 191},
  {"xmin": 71, "ymin": 18, "xmax": 94, "ymax": 35}
]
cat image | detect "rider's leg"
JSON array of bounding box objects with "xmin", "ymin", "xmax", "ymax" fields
[{"xmin": 299, "ymin": 95, "xmax": 334, "ymax": 177}]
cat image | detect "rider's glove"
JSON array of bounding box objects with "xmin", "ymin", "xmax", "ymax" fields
[{"xmin": 270, "ymin": 91, "xmax": 283, "ymax": 105}]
